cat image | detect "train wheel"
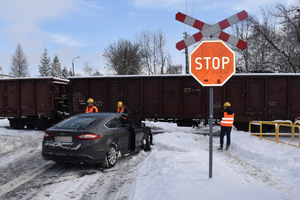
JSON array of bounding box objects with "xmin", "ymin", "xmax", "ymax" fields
[
  {"xmin": 26, "ymin": 124, "xmax": 35, "ymax": 129},
  {"xmin": 9, "ymin": 119, "xmax": 24, "ymax": 129}
]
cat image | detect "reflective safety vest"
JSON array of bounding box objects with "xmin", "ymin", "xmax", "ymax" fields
[
  {"xmin": 85, "ymin": 106, "xmax": 98, "ymax": 113},
  {"xmin": 117, "ymin": 106, "xmax": 126, "ymax": 113},
  {"xmin": 220, "ymin": 112, "xmax": 235, "ymax": 127}
]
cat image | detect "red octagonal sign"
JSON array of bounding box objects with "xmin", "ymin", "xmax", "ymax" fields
[{"xmin": 189, "ymin": 40, "xmax": 235, "ymax": 86}]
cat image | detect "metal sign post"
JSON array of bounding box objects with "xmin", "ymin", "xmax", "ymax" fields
[
  {"xmin": 209, "ymin": 87, "xmax": 213, "ymax": 178},
  {"xmin": 177, "ymin": 10, "xmax": 244, "ymax": 179}
]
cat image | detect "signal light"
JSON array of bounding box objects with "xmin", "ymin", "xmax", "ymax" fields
[
  {"xmin": 76, "ymin": 134, "xmax": 100, "ymax": 140},
  {"xmin": 44, "ymin": 132, "xmax": 51, "ymax": 138}
]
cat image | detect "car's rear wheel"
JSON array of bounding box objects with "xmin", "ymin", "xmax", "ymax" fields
[{"xmin": 103, "ymin": 145, "xmax": 118, "ymax": 168}]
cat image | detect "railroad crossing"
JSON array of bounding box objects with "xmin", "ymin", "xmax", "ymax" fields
[{"xmin": 175, "ymin": 10, "xmax": 248, "ymax": 51}]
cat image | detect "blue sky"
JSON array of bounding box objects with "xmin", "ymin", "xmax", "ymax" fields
[{"xmin": 0, "ymin": 0, "xmax": 297, "ymax": 76}]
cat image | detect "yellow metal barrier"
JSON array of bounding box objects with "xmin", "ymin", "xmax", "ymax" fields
[
  {"xmin": 275, "ymin": 124, "xmax": 300, "ymax": 146},
  {"xmin": 249, "ymin": 121, "xmax": 293, "ymax": 141},
  {"xmin": 249, "ymin": 120, "xmax": 300, "ymax": 148}
]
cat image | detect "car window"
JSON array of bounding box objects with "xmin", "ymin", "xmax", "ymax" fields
[
  {"xmin": 105, "ymin": 117, "xmax": 125, "ymax": 128},
  {"xmin": 55, "ymin": 116, "xmax": 97, "ymax": 129}
]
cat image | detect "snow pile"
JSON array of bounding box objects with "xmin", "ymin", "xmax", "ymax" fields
[
  {"xmin": 0, "ymin": 119, "xmax": 43, "ymax": 168},
  {"xmin": 132, "ymin": 123, "xmax": 300, "ymax": 200},
  {"xmin": 0, "ymin": 119, "xmax": 299, "ymax": 199}
]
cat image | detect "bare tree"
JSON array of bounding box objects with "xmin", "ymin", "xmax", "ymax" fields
[
  {"xmin": 103, "ymin": 39, "xmax": 143, "ymax": 75},
  {"xmin": 230, "ymin": 19, "xmax": 252, "ymax": 72},
  {"xmin": 83, "ymin": 61, "xmax": 94, "ymax": 76},
  {"xmin": 166, "ymin": 64, "xmax": 183, "ymax": 74},
  {"xmin": 229, "ymin": 2, "xmax": 300, "ymax": 73},
  {"xmin": 9, "ymin": 43, "xmax": 29, "ymax": 77},
  {"xmin": 136, "ymin": 30, "xmax": 170, "ymax": 74},
  {"xmin": 83, "ymin": 61, "xmax": 103, "ymax": 76}
]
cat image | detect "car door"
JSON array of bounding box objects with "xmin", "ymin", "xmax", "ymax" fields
[
  {"xmin": 105, "ymin": 117, "xmax": 130, "ymax": 154},
  {"xmin": 128, "ymin": 116, "xmax": 144, "ymax": 148}
]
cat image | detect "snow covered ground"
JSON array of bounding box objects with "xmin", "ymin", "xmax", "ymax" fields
[{"xmin": 0, "ymin": 119, "xmax": 299, "ymax": 200}]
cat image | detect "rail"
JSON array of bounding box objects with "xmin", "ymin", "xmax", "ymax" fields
[{"xmin": 249, "ymin": 120, "xmax": 300, "ymax": 148}]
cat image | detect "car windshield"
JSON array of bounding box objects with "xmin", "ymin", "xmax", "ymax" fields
[{"xmin": 55, "ymin": 116, "xmax": 97, "ymax": 129}]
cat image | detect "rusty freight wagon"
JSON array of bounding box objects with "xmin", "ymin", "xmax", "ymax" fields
[
  {"xmin": 69, "ymin": 74, "xmax": 300, "ymax": 129},
  {"xmin": 0, "ymin": 77, "xmax": 69, "ymax": 129}
]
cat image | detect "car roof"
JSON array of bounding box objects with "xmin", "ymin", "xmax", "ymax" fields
[{"xmin": 75, "ymin": 112, "xmax": 123, "ymax": 119}]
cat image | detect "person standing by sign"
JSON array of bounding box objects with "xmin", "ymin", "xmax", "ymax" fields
[
  {"xmin": 218, "ymin": 102, "xmax": 235, "ymax": 150},
  {"xmin": 85, "ymin": 98, "xmax": 98, "ymax": 113}
]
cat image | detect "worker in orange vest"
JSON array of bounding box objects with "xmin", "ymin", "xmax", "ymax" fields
[
  {"xmin": 218, "ymin": 102, "xmax": 235, "ymax": 150},
  {"xmin": 117, "ymin": 101, "xmax": 128, "ymax": 114},
  {"xmin": 85, "ymin": 98, "xmax": 98, "ymax": 113}
]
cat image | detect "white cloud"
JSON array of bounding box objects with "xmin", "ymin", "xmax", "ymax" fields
[
  {"xmin": 49, "ymin": 33, "xmax": 89, "ymax": 47},
  {"xmin": 0, "ymin": 0, "xmax": 95, "ymax": 46},
  {"xmin": 0, "ymin": 0, "xmax": 100, "ymax": 75},
  {"xmin": 0, "ymin": 0, "xmax": 77, "ymax": 26},
  {"xmin": 133, "ymin": 0, "xmax": 203, "ymax": 9},
  {"xmin": 133, "ymin": 0, "xmax": 298, "ymax": 13}
]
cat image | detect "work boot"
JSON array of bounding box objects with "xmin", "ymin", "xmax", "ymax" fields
[{"xmin": 218, "ymin": 146, "xmax": 223, "ymax": 150}]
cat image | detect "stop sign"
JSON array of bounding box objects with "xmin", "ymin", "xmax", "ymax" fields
[{"xmin": 189, "ymin": 40, "xmax": 235, "ymax": 86}]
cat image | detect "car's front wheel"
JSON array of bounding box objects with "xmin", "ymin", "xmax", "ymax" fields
[
  {"xmin": 143, "ymin": 133, "xmax": 152, "ymax": 152},
  {"xmin": 103, "ymin": 145, "xmax": 118, "ymax": 168}
]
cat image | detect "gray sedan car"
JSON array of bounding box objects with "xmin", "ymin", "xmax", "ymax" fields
[{"xmin": 42, "ymin": 113, "xmax": 153, "ymax": 168}]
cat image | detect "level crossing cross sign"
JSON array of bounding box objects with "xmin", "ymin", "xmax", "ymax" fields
[
  {"xmin": 175, "ymin": 10, "xmax": 248, "ymax": 51},
  {"xmin": 190, "ymin": 40, "xmax": 235, "ymax": 86}
]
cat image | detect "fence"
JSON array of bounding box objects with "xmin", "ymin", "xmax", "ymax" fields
[{"xmin": 249, "ymin": 120, "xmax": 300, "ymax": 148}]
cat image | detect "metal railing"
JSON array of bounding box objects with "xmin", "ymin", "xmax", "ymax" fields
[{"xmin": 249, "ymin": 120, "xmax": 300, "ymax": 148}]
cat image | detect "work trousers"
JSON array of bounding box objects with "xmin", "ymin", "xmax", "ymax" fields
[{"xmin": 220, "ymin": 126, "xmax": 232, "ymax": 147}]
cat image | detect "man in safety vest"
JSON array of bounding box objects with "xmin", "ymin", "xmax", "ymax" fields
[
  {"xmin": 117, "ymin": 101, "xmax": 129, "ymax": 114},
  {"xmin": 85, "ymin": 98, "xmax": 98, "ymax": 113},
  {"xmin": 218, "ymin": 102, "xmax": 235, "ymax": 150}
]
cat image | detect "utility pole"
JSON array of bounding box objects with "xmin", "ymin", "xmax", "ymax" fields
[
  {"xmin": 72, "ymin": 56, "xmax": 80, "ymax": 76},
  {"xmin": 184, "ymin": 32, "xmax": 189, "ymax": 74},
  {"xmin": 297, "ymin": 9, "xmax": 300, "ymax": 43}
]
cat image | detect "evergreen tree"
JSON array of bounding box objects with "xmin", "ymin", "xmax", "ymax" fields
[
  {"xmin": 69, "ymin": 68, "xmax": 73, "ymax": 76},
  {"xmin": 51, "ymin": 55, "xmax": 62, "ymax": 78},
  {"xmin": 9, "ymin": 43, "xmax": 29, "ymax": 77},
  {"xmin": 39, "ymin": 48, "xmax": 51, "ymax": 76},
  {"xmin": 62, "ymin": 66, "xmax": 69, "ymax": 79}
]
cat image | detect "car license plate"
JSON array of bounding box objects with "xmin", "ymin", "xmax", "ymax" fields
[{"xmin": 54, "ymin": 136, "xmax": 73, "ymax": 143}]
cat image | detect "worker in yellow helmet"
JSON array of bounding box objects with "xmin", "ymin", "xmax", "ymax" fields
[
  {"xmin": 85, "ymin": 98, "xmax": 98, "ymax": 113},
  {"xmin": 218, "ymin": 102, "xmax": 235, "ymax": 150},
  {"xmin": 117, "ymin": 101, "xmax": 128, "ymax": 114}
]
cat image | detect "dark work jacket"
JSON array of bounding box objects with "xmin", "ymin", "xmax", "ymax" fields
[{"xmin": 219, "ymin": 107, "xmax": 234, "ymax": 120}]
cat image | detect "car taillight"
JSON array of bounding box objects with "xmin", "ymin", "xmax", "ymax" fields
[
  {"xmin": 44, "ymin": 132, "xmax": 51, "ymax": 138},
  {"xmin": 76, "ymin": 134, "xmax": 100, "ymax": 140}
]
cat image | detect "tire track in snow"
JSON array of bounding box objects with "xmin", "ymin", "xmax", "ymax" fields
[
  {"xmin": 0, "ymin": 162, "xmax": 53, "ymax": 198},
  {"xmin": 0, "ymin": 150, "xmax": 150, "ymax": 200}
]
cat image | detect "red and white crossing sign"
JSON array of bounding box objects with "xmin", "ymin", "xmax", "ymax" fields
[
  {"xmin": 190, "ymin": 40, "xmax": 235, "ymax": 86},
  {"xmin": 176, "ymin": 10, "xmax": 248, "ymax": 51}
]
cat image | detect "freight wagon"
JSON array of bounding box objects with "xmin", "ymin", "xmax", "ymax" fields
[
  {"xmin": 0, "ymin": 77, "xmax": 69, "ymax": 129},
  {"xmin": 69, "ymin": 74, "xmax": 300, "ymax": 129},
  {"xmin": 1, "ymin": 74, "xmax": 300, "ymax": 130}
]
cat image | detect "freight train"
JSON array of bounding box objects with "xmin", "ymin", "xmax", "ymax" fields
[{"xmin": 1, "ymin": 74, "xmax": 300, "ymax": 130}]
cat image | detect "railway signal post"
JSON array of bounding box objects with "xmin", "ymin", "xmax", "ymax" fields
[
  {"xmin": 176, "ymin": 9, "xmax": 247, "ymax": 178},
  {"xmin": 190, "ymin": 40, "xmax": 235, "ymax": 178}
]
